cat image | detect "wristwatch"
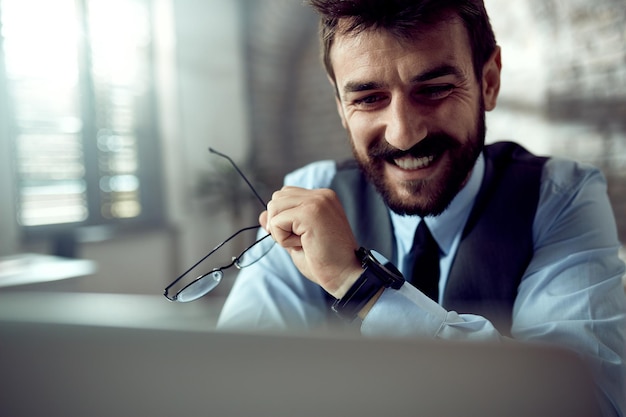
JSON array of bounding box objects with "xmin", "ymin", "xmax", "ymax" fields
[{"xmin": 331, "ymin": 247, "xmax": 405, "ymax": 321}]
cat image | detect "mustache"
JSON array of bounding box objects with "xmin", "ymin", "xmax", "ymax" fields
[{"xmin": 368, "ymin": 133, "xmax": 459, "ymax": 160}]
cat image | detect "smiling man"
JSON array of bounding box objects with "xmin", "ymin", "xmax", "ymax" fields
[
  {"xmin": 217, "ymin": 1, "xmax": 626, "ymax": 415},
  {"xmin": 333, "ymin": 18, "xmax": 490, "ymax": 217}
]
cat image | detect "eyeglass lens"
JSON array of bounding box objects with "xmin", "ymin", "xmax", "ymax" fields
[
  {"xmin": 176, "ymin": 270, "xmax": 223, "ymax": 302},
  {"xmin": 234, "ymin": 232, "xmax": 274, "ymax": 269}
]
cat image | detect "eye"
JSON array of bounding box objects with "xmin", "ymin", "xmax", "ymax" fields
[
  {"xmin": 417, "ymin": 84, "xmax": 455, "ymax": 101},
  {"xmin": 351, "ymin": 93, "xmax": 388, "ymax": 108}
]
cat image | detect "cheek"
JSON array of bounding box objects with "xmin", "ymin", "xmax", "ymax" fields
[
  {"xmin": 345, "ymin": 116, "xmax": 379, "ymax": 151},
  {"xmin": 435, "ymin": 99, "xmax": 479, "ymax": 141}
]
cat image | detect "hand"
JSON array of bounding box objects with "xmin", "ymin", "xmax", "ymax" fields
[{"xmin": 260, "ymin": 186, "xmax": 363, "ymax": 298}]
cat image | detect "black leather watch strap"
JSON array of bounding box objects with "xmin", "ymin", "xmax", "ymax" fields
[
  {"xmin": 331, "ymin": 248, "xmax": 405, "ymax": 321},
  {"xmin": 331, "ymin": 267, "xmax": 385, "ymax": 321}
]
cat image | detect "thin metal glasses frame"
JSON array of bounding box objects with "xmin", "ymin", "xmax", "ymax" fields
[{"xmin": 163, "ymin": 148, "xmax": 272, "ymax": 302}]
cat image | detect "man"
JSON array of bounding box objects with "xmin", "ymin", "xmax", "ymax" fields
[{"xmin": 217, "ymin": 0, "xmax": 626, "ymax": 415}]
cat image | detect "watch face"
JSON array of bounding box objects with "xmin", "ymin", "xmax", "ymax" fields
[
  {"xmin": 368, "ymin": 249, "xmax": 404, "ymax": 283},
  {"xmin": 369, "ymin": 249, "xmax": 389, "ymax": 264}
]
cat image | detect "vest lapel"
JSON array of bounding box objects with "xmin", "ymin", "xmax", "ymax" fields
[{"xmin": 443, "ymin": 142, "xmax": 547, "ymax": 334}]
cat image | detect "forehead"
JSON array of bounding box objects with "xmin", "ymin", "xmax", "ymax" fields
[{"xmin": 330, "ymin": 17, "xmax": 473, "ymax": 86}]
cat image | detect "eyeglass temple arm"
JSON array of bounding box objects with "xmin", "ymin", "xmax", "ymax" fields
[{"xmin": 209, "ymin": 147, "xmax": 267, "ymax": 210}]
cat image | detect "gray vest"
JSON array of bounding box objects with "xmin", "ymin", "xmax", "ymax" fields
[{"xmin": 329, "ymin": 142, "xmax": 548, "ymax": 334}]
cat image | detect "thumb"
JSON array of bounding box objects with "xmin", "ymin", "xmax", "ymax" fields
[{"xmin": 259, "ymin": 210, "xmax": 269, "ymax": 232}]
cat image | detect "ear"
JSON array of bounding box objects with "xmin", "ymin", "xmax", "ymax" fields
[{"xmin": 482, "ymin": 46, "xmax": 501, "ymax": 111}]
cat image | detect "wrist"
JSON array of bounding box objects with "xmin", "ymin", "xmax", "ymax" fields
[
  {"xmin": 331, "ymin": 265, "xmax": 364, "ymax": 300},
  {"xmin": 331, "ymin": 248, "xmax": 405, "ymax": 321}
]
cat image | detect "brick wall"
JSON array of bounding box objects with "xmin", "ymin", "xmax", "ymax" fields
[
  {"xmin": 531, "ymin": 0, "xmax": 626, "ymax": 241},
  {"xmin": 241, "ymin": 0, "xmax": 349, "ymax": 195},
  {"xmin": 532, "ymin": 0, "xmax": 626, "ymax": 102}
]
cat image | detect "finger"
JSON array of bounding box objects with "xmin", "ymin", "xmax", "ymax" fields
[
  {"xmin": 267, "ymin": 210, "xmax": 300, "ymax": 246},
  {"xmin": 264, "ymin": 188, "xmax": 304, "ymax": 238},
  {"xmin": 259, "ymin": 211, "xmax": 269, "ymax": 232},
  {"xmin": 267, "ymin": 188, "xmax": 305, "ymax": 214},
  {"xmin": 279, "ymin": 234, "xmax": 302, "ymax": 249}
]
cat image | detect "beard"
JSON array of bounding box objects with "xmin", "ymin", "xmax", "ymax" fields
[{"xmin": 350, "ymin": 104, "xmax": 486, "ymax": 217}]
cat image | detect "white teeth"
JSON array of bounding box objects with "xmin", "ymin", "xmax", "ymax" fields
[{"xmin": 394, "ymin": 155, "xmax": 434, "ymax": 170}]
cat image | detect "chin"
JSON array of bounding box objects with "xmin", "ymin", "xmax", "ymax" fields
[{"xmin": 378, "ymin": 180, "xmax": 447, "ymax": 217}]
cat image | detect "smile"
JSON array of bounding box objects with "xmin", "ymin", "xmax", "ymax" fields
[{"xmin": 393, "ymin": 155, "xmax": 435, "ymax": 170}]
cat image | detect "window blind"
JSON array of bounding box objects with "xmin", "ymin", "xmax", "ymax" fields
[{"xmin": 0, "ymin": 0, "xmax": 162, "ymax": 229}]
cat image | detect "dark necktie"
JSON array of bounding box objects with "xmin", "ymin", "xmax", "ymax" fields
[{"xmin": 410, "ymin": 221, "xmax": 440, "ymax": 302}]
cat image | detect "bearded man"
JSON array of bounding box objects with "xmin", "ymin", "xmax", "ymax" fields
[{"xmin": 217, "ymin": 1, "xmax": 626, "ymax": 415}]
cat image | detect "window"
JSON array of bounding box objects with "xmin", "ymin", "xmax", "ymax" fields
[{"xmin": 0, "ymin": 0, "xmax": 163, "ymax": 236}]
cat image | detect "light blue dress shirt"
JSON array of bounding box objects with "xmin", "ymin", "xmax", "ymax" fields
[{"xmin": 218, "ymin": 149, "xmax": 626, "ymax": 416}]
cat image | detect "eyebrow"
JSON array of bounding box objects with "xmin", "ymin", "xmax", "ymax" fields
[
  {"xmin": 342, "ymin": 81, "xmax": 385, "ymax": 95},
  {"xmin": 412, "ymin": 64, "xmax": 463, "ymax": 83},
  {"xmin": 341, "ymin": 64, "xmax": 464, "ymax": 95}
]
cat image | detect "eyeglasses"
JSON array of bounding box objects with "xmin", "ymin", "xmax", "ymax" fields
[{"xmin": 163, "ymin": 148, "xmax": 274, "ymax": 302}]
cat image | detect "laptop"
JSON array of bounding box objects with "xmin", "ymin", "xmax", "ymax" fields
[{"xmin": 0, "ymin": 319, "xmax": 600, "ymax": 417}]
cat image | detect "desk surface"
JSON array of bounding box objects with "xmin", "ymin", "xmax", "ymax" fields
[
  {"xmin": 0, "ymin": 291, "xmax": 222, "ymax": 331},
  {"xmin": 0, "ymin": 253, "xmax": 96, "ymax": 288}
]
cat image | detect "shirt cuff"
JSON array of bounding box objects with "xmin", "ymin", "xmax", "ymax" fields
[{"xmin": 360, "ymin": 283, "xmax": 448, "ymax": 338}]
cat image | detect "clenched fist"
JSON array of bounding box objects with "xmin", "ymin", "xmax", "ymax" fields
[{"xmin": 260, "ymin": 186, "xmax": 363, "ymax": 299}]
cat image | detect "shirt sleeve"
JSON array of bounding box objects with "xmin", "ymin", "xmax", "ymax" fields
[{"xmin": 360, "ymin": 159, "xmax": 626, "ymax": 417}]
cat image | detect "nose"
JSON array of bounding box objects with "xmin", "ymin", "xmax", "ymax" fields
[{"xmin": 384, "ymin": 96, "xmax": 427, "ymax": 151}]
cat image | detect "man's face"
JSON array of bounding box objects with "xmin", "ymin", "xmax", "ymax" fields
[{"xmin": 330, "ymin": 16, "xmax": 501, "ymax": 216}]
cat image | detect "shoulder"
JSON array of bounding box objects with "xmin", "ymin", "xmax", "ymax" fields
[
  {"xmin": 283, "ymin": 160, "xmax": 337, "ymax": 189},
  {"xmin": 541, "ymin": 156, "xmax": 606, "ymax": 195},
  {"xmin": 534, "ymin": 156, "xmax": 616, "ymax": 246},
  {"xmin": 484, "ymin": 141, "xmax": 605, "ymax": 192}
]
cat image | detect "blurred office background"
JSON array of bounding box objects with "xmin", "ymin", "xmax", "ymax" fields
[{"xmin": 0, "ymin": 0, "xmax": 624, "ymax": 300}]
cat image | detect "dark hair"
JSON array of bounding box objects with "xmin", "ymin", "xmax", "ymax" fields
[{"xmin": 308, "ymin": 0, "xmax": 497, "ymax": 82}]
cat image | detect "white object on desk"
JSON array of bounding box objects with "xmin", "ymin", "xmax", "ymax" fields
[{"xmin": 0, "ymin": 253, "xmax": 96, "ymax": 288}]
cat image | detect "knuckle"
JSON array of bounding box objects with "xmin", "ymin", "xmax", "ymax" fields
[
  {"xmin": 270, "ymin": 190, "xmax": 282, "ymax": 202},
  {"xmin": 312, "ymin": 188, "xmax": 336, "ymax": 205},
  {"xmin": 322, "ymin": 189, "xmax": 340, "ymax": 206}
]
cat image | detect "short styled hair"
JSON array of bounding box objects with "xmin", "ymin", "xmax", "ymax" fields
[{"xmin": 308, "ymin": 0, "xmax": 497, "ymax": 82}]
